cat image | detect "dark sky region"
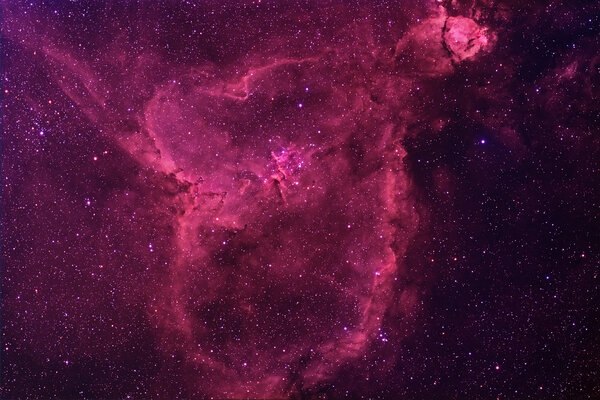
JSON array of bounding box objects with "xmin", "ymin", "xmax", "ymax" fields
[{"xmin": 1, "ymin": 1, "xmax": 599, "ymax": 399}]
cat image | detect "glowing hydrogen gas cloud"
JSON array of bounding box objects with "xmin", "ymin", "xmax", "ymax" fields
[{"xmin": 2, "ymin": 1, "xmax": 598, "ymax": 399}]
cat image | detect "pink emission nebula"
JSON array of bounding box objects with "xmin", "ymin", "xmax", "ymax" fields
[{"xmin": 2, "ymin": 0, "xmax": 599, "ymax": 399}]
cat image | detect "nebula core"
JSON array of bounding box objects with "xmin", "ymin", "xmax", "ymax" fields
[{"xmin": 2, "ymin": 1, "xmax": 599, "ymax": 399}]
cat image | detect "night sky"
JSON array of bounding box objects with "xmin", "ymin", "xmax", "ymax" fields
[{"xmin": 1, "ymin": 1, "xmax": 599, "ymax": 399}]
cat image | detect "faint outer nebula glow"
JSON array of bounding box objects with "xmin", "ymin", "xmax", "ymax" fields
[{"xmin": 2, "ymin": 1, "xmax": 599, "ymax": 399}]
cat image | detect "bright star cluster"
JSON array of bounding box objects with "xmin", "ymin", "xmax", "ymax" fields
[{"xmin": 2, "ymin": 1, "xmax": 599, "ymax": 399}]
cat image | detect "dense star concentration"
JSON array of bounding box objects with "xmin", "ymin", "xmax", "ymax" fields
[{"xmin": 1, "ymin": 0, "xmax": 599, "ymax": 399}]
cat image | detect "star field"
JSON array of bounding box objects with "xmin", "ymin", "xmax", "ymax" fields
[{"xmin": 1, "ymin": 1, "xmax": 599, "ymax": 399}]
